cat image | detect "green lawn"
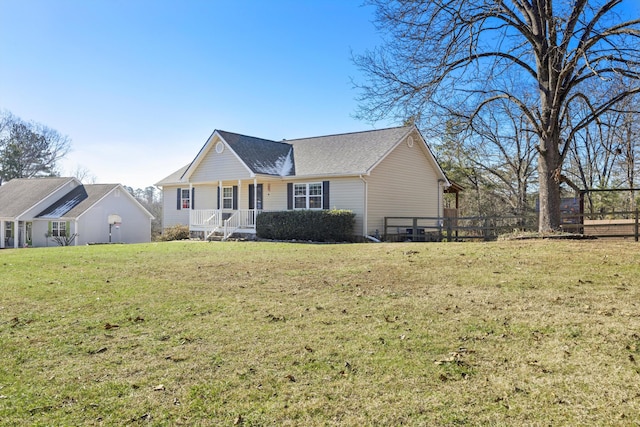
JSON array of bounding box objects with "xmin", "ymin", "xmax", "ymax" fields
[{"xmin": 1, "ymin": 240, "xmax": 640, "ymax": 426}]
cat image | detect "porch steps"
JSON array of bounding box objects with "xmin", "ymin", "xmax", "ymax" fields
[{"xmin": 206, "ymin": 229, "xmax": 257, "ymax": 242}]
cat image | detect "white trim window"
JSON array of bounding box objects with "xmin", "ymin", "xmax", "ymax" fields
[
  {"xmin": 51, "ymin": 221, "xmax": 67, "ymax": 237},
  {"xmin": 181, "ymin": 189, "xmax": 191, "ymax": 209},
  {"xmin": 294, "ymin": 182, "xmax": 323, "ymax": 209},
  {"xmin": 222, "ymin": 187, "xmax": 233, "ymax": 209}
]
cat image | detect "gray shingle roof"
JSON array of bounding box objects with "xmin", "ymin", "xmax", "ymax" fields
[
  {"xmin": 37, "ymin": 184, "xmax": 120, "ymax": 219},
  {"xmin": 218, "ymin": 130, "xmax": 294, "ymax": 176},
  {"xmin": 286, "ymin": 126, "xmax": 412, "ymax": 176},
  {"xmin": 155, "ymin": 164, "xmax": 190, "ymax": 186},
  {"xmin": 157, "ymin": 125, "xmax": 425, "ymax": 183},
  {"xmin": 0, "ymin": 177, "xmax": 75, "ymax": 218},
  {"xmin": 65, "ymin": 184, "xmax": 121, "ymax": 218}
]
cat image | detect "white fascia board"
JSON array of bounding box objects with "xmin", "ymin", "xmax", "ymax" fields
[{"xmin": 265, "ymin": 172, "xmax": 366, "ymax": 181}]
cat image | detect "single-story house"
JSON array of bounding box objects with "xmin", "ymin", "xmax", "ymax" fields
[
  {"xmin": 0, "ymin": 177, "xmax": 154, "ymax": 248},
  {"xmin": 156, "ymin": 125, "xmax": 451, "ymax": 240}
]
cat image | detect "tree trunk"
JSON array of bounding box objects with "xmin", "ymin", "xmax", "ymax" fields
[{"xmin": 538, "ymin": 146, "xmax": 562, "ymax": 232}]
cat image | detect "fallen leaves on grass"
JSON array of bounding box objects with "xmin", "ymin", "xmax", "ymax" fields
[
  {"xmin": 10, "ymin": 317, "xmax": 32, "ymax": 328},
  {"xmin": 266, "ymin": 313, "xmax": 286, "ymax": 322},
  {"xmin": 88, "ymin": 347, "xmax": 107, "ymax": 355}
]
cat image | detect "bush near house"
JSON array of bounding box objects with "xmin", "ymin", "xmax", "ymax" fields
[
  {"xmin": 257, "ymin": 210, "xmax": 355, "ymax": 242},
  {"xmin": 158, "ymin": 224, "xmax": 190, "ymax": 241}
]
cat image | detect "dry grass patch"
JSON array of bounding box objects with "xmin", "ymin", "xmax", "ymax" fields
[{"xmin": 1, "ymin": 240, "xmax": 640, "ymax": 425}]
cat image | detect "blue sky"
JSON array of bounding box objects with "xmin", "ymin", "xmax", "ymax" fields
[
  {"xmin": 0, "ymin": 0, "xmax": 389, "ymax": 188},
  {"xmin": 2, "ymin": 1, "xmax": 638, "ymax": 189}
]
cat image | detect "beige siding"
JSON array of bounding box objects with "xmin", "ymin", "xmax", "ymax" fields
[
  {"xmin": 366, "ymin": 132, "xmax": 441, "ymax": 235},
  {"xmin": 326, "ymin": 177, "xmax": 365, "ymax": 235},
  {"xmin": 266, "ymin": 177, "xmax": 365, "ymax": 235},
  {"xmin": 192, "ymin": 185, "xmax": 217, "ymax": 210},
  {"xmin": 262, "ymin": 180, "xmax": 288, "ymax": 211},
  {"xmin": 190, "ymin": 140, "xmax": 253, "ymax": 182},
  {"xmin": 162, "ymin": 185, "xmax": 191, "ymax": 228}
]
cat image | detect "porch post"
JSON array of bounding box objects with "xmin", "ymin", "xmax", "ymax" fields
[
  {"xmin": 238, "ymin": 179, "xmax": 242, "ymax": 210},
  {"xmin": 253, "ymin": 177, "xmax": 257, "ymax": 211},
  {"xmin": 13, "ymin": 220, "xmax": 18, "ymax": 248},
  {"xmin": 0, "ymin": 220, "xmax": 4, "ymax": 249},
  {"xmin": 189, "ymin": 183, "xmax": 193, "ymax": 228},
  {"xmin": 75, "ymin": 220, "xmax": 79, "ymax": 246},
  {"xmin": 218, "ymin": 181, "xmax": 222, "ymax": 213}
]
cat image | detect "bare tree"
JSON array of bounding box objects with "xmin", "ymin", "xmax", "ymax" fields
[
  {"xmin": 565, "ymin": 83, "xmax": 640, "ymax": 213},
  {"xmin": 465, "ymin": 97, "xmax": 538, "ymax": 217},
  {"xmin": 71, "ymin": 164, "xmax": 97, "ymax": 184},
  {"xmin": 354, "ymin": 0, "xmax": 640, "ymax": 232}
]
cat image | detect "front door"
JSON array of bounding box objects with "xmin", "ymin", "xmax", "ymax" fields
[
  {"xmin": 25, "ymin": 222, "xmax": 32, "ymax": 247},
  {"xmin": 249, "ymin": 184, "xmax": 263, "ymax": 210}
]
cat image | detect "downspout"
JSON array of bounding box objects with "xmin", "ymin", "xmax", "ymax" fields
[
  {"xmin": 359, "ymin": 175, "xmax": 368, "ymax": 238},
  {"xmin": 437, "ymin": 179, "xmax": 445, "ymax": 229}
]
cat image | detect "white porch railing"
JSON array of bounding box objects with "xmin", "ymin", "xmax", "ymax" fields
[
  {"xmin": 190, "ymin": 209, "xmax": 221, "ymax": 227},
  {"xmin": 190, "ymin": 209, "xmax": 261, "ymax": 238},
  {"xmin": 223, "ymin": 211, "xmax": 240, "ymax": 240}
]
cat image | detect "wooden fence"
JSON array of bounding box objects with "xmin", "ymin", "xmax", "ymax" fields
[
  {"xmin": 562, "ymin": 210, "xmax": 639, "ymax": 241},
  {"xmin": 383, "ymin": 210, "xmax": 640, "ymax": 242}
]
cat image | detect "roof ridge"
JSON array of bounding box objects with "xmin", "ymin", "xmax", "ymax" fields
[
  {"xmin": 217, "ymin": 129, "xmax": 290, "ymax": 147},
  {"xmin": 284, "ymin": 125, "xmax": 412, "ymax": 142}
]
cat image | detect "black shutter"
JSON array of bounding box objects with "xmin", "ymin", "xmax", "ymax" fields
[
  {"xmin": 249, "ymin": 184, "xmax": 255, "ymax": 209},
  {"xmin": 176, "ymin": 188, "xmax": 181, "ymax": 210},
  {"xmin": 232, "ymin": 186, "xmax": 238, "ymax": 210},
  {"xmin": 322, "ymin": 181, "xmax": 330, "ymax": 210},
  {"xmin": 217, "ymin": 187, "xmax": 220, "ymax": 209},
  {"xmin": 287, "ymin": 183, "xmax": 293, "ymax": 210},
  {"xmin": 191, "ymin": 187, "xmax": 195, "ymax": 209},
  {"xmin": 257, "ymin": 184, "xmax": 263, "ymax": 210}
]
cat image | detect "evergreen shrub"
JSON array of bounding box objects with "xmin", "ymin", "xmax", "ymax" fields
[{"xmin": 257, "ymin": 210, "xmax": 355, "ymax": 242}]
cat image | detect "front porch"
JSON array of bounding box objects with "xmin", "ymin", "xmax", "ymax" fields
[{"xmin": 190, "ymin": 209, "xmax": 262, "ymax": 240}]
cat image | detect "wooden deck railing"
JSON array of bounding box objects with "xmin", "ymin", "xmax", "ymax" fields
[{"xmin": 384, "ymin": 210, "xmax": 640, "ymax": 242}]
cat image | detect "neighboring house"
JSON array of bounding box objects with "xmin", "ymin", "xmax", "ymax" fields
[
  {"xmin": 156, "ymin": 125, "xmax": 450, "ymax": 240},
  {"xmin": 0, "ymin": 177, "xmax": 154, "ymax": 248}
]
